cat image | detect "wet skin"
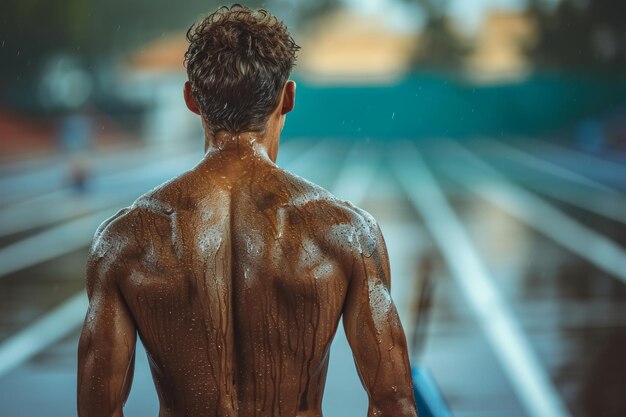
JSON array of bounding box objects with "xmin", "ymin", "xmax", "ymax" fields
[{"xmin": 76, "ymin": 136, "xmax": 417, "ymax": 417}]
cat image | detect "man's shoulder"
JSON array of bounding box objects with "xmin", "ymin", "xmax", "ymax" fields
[
  {"xmin": 276, "ymin": 172, "xmax": 337, "ymax": 215},
  {"xmin": 90, "ymin": 189, "xmax": 177, "ymax": 249},
  {"xmin": 88, "ymin": 206, "xmax": 143, "ymax": 265},
  {"xmin": 135, "ymin": 168, "xmax": 196, "ymax": 208},
  {"xmin": 275, "ymin": 169, "xmax": 382, "ymax": 250},
  {"xmin": 84, "ymin": 206, "xmax": 144, "ymax": 294}
]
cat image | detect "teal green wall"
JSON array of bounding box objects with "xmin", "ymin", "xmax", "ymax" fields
[{"xmin": 282, "ymin": 72, "xmax": 626, "ymax": 140}]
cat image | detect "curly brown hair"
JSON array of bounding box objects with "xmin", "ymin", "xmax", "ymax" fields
[{"xmin": 183, "ymin": 4, "xmax": 300, "ymax": 133}]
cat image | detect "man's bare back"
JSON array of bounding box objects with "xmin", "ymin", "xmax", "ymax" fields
[
  {"xmin": 78, "ymin": 139, "xmax": 416, "ymax": 417},
  {"xmin": 78, "ymin": 5, "xmax": 417, "ymax": 416}
]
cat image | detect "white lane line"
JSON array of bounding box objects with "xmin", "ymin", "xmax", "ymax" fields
[
  {"xmin": 466, "ymin": 139, "xmax": 626, "ymax": 225},
  {"xmin": 477, "ymin": 138, "xmax": 616, "ymax": 193},
  {"xmin": 438, "ymin": 140, "xmax": 626, "ymax": 286},
  {"xmin": 0, "ymin": 207, "xmax": 117, "ymax": 278},
  {"xmin": 0, "ymin": 153, "xmax": 65, "ymax": 177},
  {"xmin": 332, "ymin": 144, "xmax": 379, "ymax": 205},
  {"xmin": 528, "ymin": 138, "xmax": 626, "ymax": 178},
  {"xmin": 281, "ymin": 138, "xmax": 344, "ymax": 178},
  {"xmin": 0, "ymin": 139, "xmax": 328, "ymax": 378},
  {"xmin": 0, "ymin": 293, "xmax": 88, "ymax": 377},
  {"xmin": 391, "ymin": 143, "xmax": 571, "ymax": 417}
]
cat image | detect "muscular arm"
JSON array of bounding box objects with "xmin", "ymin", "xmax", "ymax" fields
[
  {"xmin": 342, "ymin": 214, "xmax": 418, "ymax": 417},
  {"xmin": 78, "ymin": 213, "xmax": 136, "ymax": 417}
]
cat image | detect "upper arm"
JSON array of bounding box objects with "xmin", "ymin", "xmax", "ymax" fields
[
  {"xmin": 342, "ymin": 211, "xmax": 418, "ymax": 417},
  {"xmin": 78, "ymin": 211, "xmax": 137, "ymax": 417}
]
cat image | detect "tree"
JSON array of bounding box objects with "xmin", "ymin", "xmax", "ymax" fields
[
  {"xmin": 527, "ymin": 0, "xmax": 626, "ymax": 71},
  {"xmin": 401, "ymin": 0, "xmax": 469, "ymax": 70}
]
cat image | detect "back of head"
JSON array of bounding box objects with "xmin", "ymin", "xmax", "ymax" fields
[{"xmin": 184, "ymin": 4, "xmax": 300, "ymax": 134}]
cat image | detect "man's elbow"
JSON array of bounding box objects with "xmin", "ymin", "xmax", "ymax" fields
[
  {"xmin": 78, "ymin": 386, "xmax": 125, "ymax": 417},
  {"xmin": 78, "ymin": 404, "xmax": 124, "ymax": 417},
  {"xmin": 369, "ymin": 390, "xmax": 418, "ymax": 417}
]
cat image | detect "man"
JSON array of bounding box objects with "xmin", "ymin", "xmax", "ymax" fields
[{"xmin": 77, "ymin": 5, "xmax": 418, "ymax": 417}]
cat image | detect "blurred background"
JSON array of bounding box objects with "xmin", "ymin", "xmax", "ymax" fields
[{"xmin": 0, "ymin": 0, "xmax": 625, "ymax": 416}]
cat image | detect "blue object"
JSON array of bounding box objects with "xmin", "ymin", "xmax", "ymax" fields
[{"xmin": 412, "ymin": 366, "xmax": 454, "ymax": 417}]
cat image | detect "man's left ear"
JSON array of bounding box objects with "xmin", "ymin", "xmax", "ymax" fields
[
  {"xmin": 184, "ymin": 81, "xmax": 202, "ymax": 115},
  {"xmin": 281, "ymin": 81, "xmax": 296, "ymax": 115}
]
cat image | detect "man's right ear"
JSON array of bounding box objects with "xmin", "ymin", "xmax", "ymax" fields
[{"xmin": 184, "ymin": 81, "xmax": 201, "ymax": 115}]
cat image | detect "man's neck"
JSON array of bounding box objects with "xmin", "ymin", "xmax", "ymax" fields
[{"xmin": 203, "ymin": 130, "xmax": 279, "ymax": 163}]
